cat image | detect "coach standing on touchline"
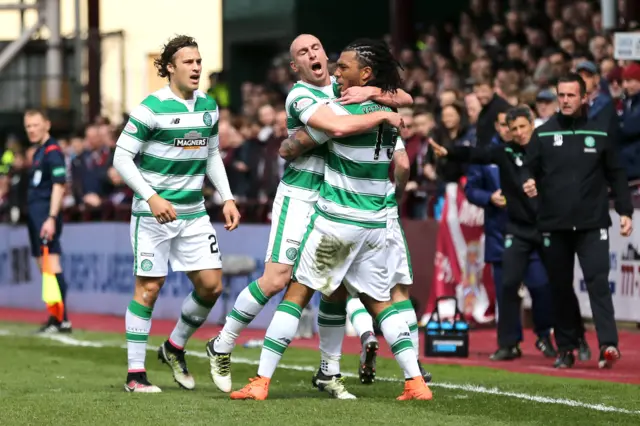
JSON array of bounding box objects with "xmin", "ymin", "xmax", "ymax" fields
[{"xmin": 523, "ymin": 73, "xmax": 633, "ymax": 369}]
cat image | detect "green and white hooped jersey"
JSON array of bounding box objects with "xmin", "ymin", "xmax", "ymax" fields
[
  {"xmin": 279, "ymin": 77, "xmax": 340, "ymax": 203},
  {"xmin": 385, "ymin": 137, "xmax": 406, "ymax": 220},
  {"xmin": 316, "ymin": 101, "xmax": 398, "ymax": 229},
  {"xmin": 117, "ymin": 85, "xmax": 219, "ymax": 219}
]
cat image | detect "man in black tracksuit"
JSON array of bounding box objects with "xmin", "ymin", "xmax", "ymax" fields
[
  {"xmin": 429, "ymin": 106, "xmax": 561, "ymax": 361},
  {"xmin": 523, "ymin": 73, "xmax": 633, "ymax": 369}
]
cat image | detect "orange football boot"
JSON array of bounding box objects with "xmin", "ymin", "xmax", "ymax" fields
[
  {"xmin": 396, "ymin": 376, "xmax": 433, "ymax": 401},
  {"xmin": 230, "ymin": 376, "xmax": 271, "ymax": 400}
]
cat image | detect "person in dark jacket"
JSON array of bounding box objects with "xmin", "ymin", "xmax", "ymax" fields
[
  {"xmin": 620, "ymin": 62, "xmax": 640, "ymax": 180},
  {"xmin": 473, "ymin": 75, "xmax": 512, "ymax": 147},
  {"xmin": 464, "ymin": 107, "xmax": 558, "ymax": 360},
  {"xmin": 523, "ymin": 73, "xmax": 633, "ymax": 369},
  {"xmin": 576, "ymin": 61, "xmax": 620, "ymax": 144},
  {"xmin": 431, "ymin": 106, "xmax": 557, "ymax": 361}
]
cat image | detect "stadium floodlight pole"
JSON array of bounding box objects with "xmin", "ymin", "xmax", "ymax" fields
[
  {"xmin": 0, "ymin": 13, "xmax": 45, "ymax": 73},
  {"xmin": 600, "ymin": 0, "xmax": 616, "ymax": 31},
  {"xmin": 45, "ymin": 0, "xmax": 63, "ymax": 108},
  {"xmin": 73, "ymin": 0, "xmax": 82, "ymax": 128},
  {"xmin": 0, "ymin": 1, "xmax": 39, "ymax": 10}
]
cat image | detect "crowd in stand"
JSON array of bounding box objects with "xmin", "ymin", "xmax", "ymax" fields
[{"xmin": 1, "ymin": 0, "xmax": 639, "ymax": 223}]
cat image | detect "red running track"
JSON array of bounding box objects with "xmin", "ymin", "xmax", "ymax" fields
[{"xmin": 1, "ymin": 308, "xmax": 639, "ymax": 384}]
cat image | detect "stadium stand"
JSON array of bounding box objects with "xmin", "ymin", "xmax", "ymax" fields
[{"xmin": 1, "ymin": 0, "xmax": 639, "ymax": 224}]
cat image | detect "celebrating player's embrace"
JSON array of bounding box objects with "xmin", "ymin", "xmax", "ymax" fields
[
  {"xmin": 221, "ymin": 35, "xmax": 431, "ymax": 402},
  {"xmin": 116, "ymin": 33, "xmax": 432, "ymax": 401}
]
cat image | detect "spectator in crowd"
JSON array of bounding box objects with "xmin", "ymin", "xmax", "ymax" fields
[
  {"xmin": 207, "ymin": 71, "xmax": 230, "ymax": 109},
  {"xmin": 80, "ymin": 124, "xmax": 112, "ymax": 208},
  {"xmin": 3, "ymin": 149, "xmax": 30, "ymax": 223},
  {"xmin": 233, "ymin": 104, "xmax": 283, "ymax": 203},
  {"xmin": 620, "ymin": 63, "xmax": 640, "ymax": 181},
  {"xmin": 0, "ymin": 135, "xmax": 19, "ymax": 175},
  {"xmin": 69, "ymin": 135, "xmax": 85, "ymax": 206},
  {"xmin": 396, "ymin": 109, "xmax": 435, "ymax": 219},
  {"xmin": 464, "ymin": 93, "xmax": 482, "ymax": 126},
  {"xmin": 4, "ymin": 0, "xmax": 640, "ymax": 224},
  {"xmin": 426, "ymin": 102, "xmax": 476, "ymax": 219},
  {"xmin": 474, "ymin": 75, "xmax": 511, "ymax": 147},
  {"xmin": 533, "ymin": 89, "xmax": 558, "ymax": 127},
  {"xmin": 576, "ymin": 61, "xmax": 618, "ymax": 134}
]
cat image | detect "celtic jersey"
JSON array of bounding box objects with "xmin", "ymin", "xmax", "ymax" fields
[
  {"xmin": 279, "ymin": 77, "xmax": 340, "ymax": 202},
  {"xmin": 116, "ymin": 85, "xmax": 218, "ymax": 219},
  {"xmin": 315, "ymin": 101, "xmax": 398, "ymax": 228}
]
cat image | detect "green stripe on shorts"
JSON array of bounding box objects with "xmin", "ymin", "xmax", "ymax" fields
[
  {"xmin": 271, "ymin": 196, "xmax": 290, "ymax": 263},
  {"xmin": 397, "ymin": 219, "xmax": 413, "ymax": 280},
  {"xmin": 292, "ymin": 213, "xmax": 319, "ymax": 280},
  {"xmin": 133, "ymin": 217, "xmax": 141, "ymax": 275}
]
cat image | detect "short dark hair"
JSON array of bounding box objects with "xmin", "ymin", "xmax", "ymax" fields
[
  {"xmin": 495, "ymin": 103, "xmax": 511, "ymax": 122},
  {"xmin": 24, "ymin": 108, "xmax": 49, "ymax": 121},
  {"xmin": 154, "ymin": 35, "xmax": 198, "ymax": 80},
  {"xmin": 505, "ymin": 105, "xmax": 533, "ymax": 125},
  {"xmin": 343, "ymin": 38, "xmax": 403, "ymax": 94},
  {"xmin": 548, "ymin": 48, "xmax": 572, "ymax": 63},
  {"xmin": 473, "ymin": 73, "xmax": 493, "ymax": 86},
  {"xmin": 557, "ymin": 72, "xmax": 587, "ymax": 96}
]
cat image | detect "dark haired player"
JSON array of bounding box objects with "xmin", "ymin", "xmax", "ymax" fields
[
  {"xmin": 230, "ymin": 38, "xmax": 432, "ymax": 402},
  {"xmin": 113, "ymin": 35, "xmax": 241, "ymax": 392}
]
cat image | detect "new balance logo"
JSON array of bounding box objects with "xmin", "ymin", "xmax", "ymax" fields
[{"xmin": 171, "ymin": 118, "xmax": 180, "ymax": 124}]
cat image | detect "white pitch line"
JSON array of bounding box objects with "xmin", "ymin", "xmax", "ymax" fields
[{"xmin": 5, "ymin": 331, "xmax": 640, "ymax": 415}]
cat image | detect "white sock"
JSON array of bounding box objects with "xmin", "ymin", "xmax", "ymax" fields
[
  {"xmin": 214, "ymin": 280, "xmax": 270, "ymax": 353},
  {"xmin": 257, "ymin": 301, "xmax": 302, "ymax": 378},
  {"xmin": 168, "ymin": 291, "xmax": 215, "ymax": 350},
  {"xmin": 126, "ymin": 300, "xmax": 153, "ymax": 372},
  {"xmin": 394, "ymin": 300, "xmax": 420, "ymax": 358},
  {"xmin": 347, "ymin": 297, "xmax": 374, "ymax": 338},
  {"xmin": 377, "ymin": 306, "xmax": 421, "ymax": 379},
  {"xmin": 318, "ymin": 297, "xmax": 346, "ymax": 376}
]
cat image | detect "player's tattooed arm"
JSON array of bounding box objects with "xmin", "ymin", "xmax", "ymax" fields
[
  {"xmin": 393, "ymin": 148, "xmax": 410, "ymax": 203},
  {"xmin": 371, "ymin": 87, "xmax": 414, "ymax": 108},
  {"xmin": 337, "ymin": 87, "xmax": 414, "ymax": 108},
  {"xmin": 279, "ymin": 129, "xmax": 315, "ymax": 161}
]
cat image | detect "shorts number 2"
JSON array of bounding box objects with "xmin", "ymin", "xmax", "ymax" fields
[{"xmin": 208, "ymin": 234, "xmax": 219, "ymax": 254}]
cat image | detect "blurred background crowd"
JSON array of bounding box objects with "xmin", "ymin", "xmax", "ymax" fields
[{"xmin": 2, "ymin": 0, "xmax": 640, "ymax": 224}]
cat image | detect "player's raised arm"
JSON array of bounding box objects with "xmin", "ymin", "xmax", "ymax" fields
[
  {"xmin": 306, "ymin": 106, "xmax": 398, "ymax": 138},
  {"xmin": 282, "ymin": 89, "xmax": 401, "ymax": 160},
  {"xmin": 113, "ymin": 106, "xmax": 177, "ymax": 223},
  {"xmin": 289, "ymin": 88, "xmax": 400, "ymax": 140},
  {"xmin": 337, "ymin": 86, "xmax": 413, "ymax": 108},
  {"xmin": 206, "ymin": 110, "xmax": 240, "ymax": 231}
]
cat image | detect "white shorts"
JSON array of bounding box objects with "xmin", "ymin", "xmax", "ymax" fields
[
  {"xmin": 130, "ymin": 215, "xmax": 222, "ymax": 277},
  {"xmin": 387, "ymin": 218, "xmax": 413, "ymax": 286},
  {"xmin": 293, "ymin": 212, "xmax": 390, "ymax": 301},
  {"xmin": 264, "ymin": 192, "xmax": 314, "ymax": 265}
]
